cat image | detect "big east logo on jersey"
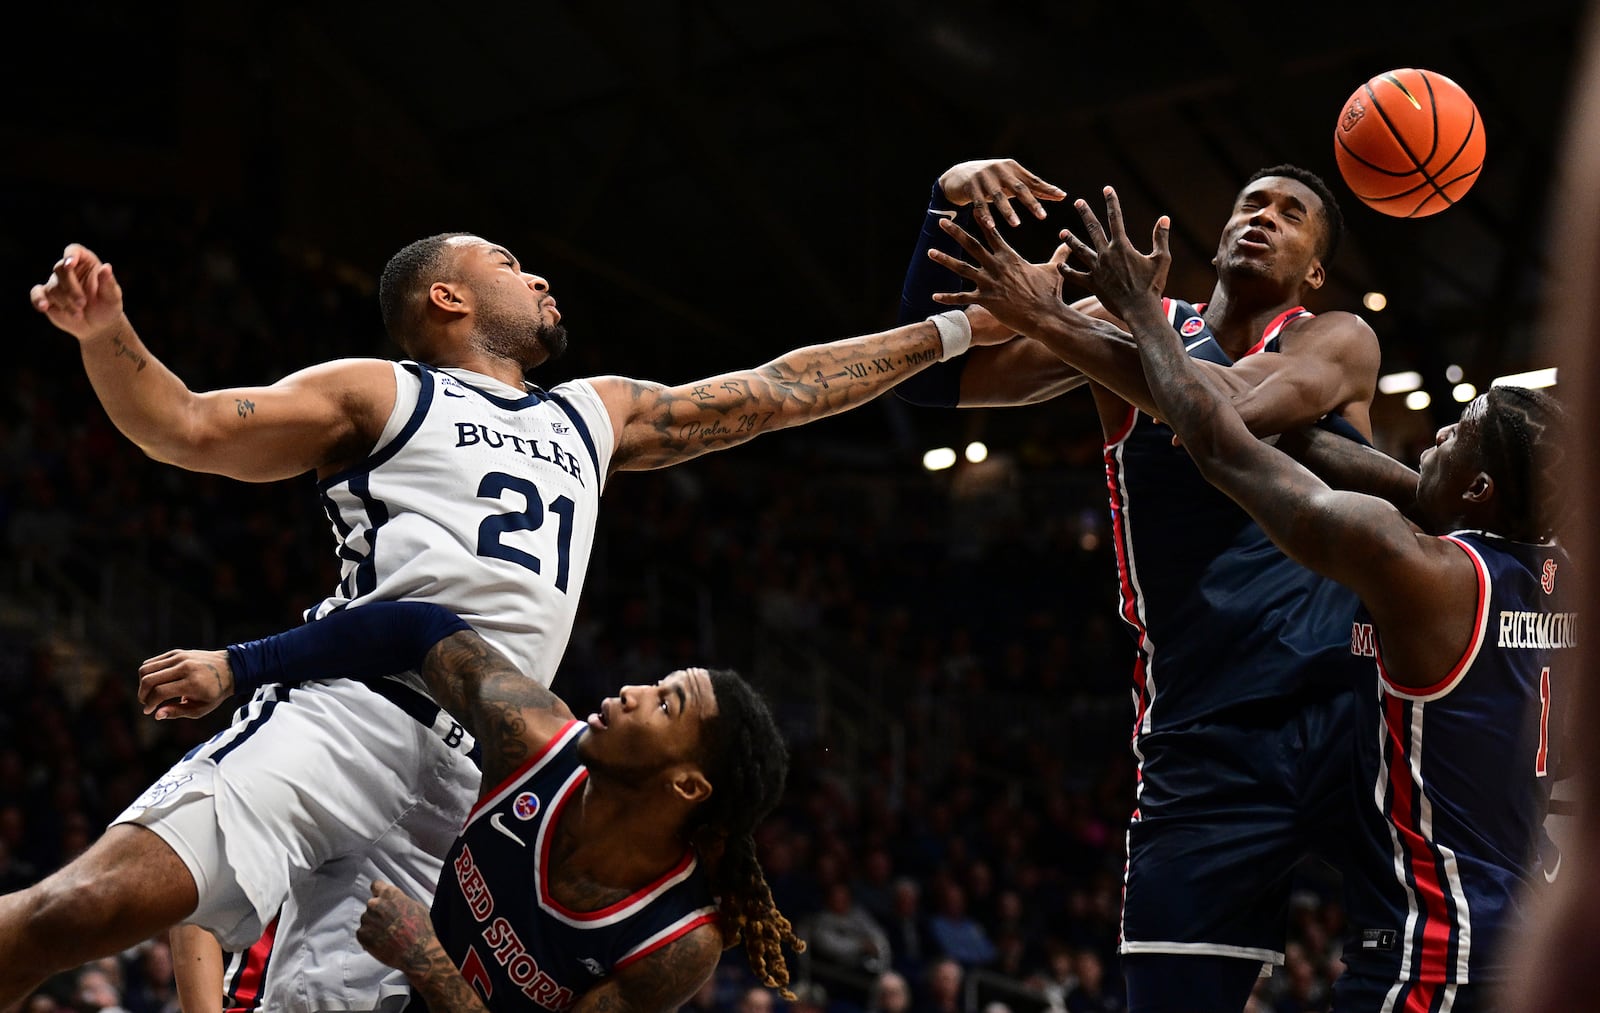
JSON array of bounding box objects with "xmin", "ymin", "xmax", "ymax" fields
[
  {"xmin": 1180, "ymin": 317, "xmax": 1206, "ymax": 338},
  {"xmin": 1542, "ymin": 558, "xmax": 1558, "ymax": 595},
  {"xmin": 514, "ymin": 791, "xmax": 541, "ymax": 820}
]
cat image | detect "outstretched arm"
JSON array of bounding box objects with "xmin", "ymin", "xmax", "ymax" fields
[
  {"xmin": 893, "ymin": 159, "xmax": 1087, "ymax": 409},
  {"xmin": 137, "ymin": 602, "xmax": 575, "ymax": 788},
  {"xmin": 1066, "ymin": 190, "xmax": 1476, "ymax": 687},
  {"xmin": 591, "ymin": 309, "xmax": 1011, "ymax": 472},
  {"xmin": 929, "ymin": 211, "xmax": 1379, "ymax": 439},
  {"xmin": 30, "ymin": 243, "xmax": 395, "ymax": 481}
]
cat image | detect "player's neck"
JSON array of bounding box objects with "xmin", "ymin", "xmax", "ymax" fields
[
  {"xmin": 1201, "ymin": 282, "xmax": 1303, "ymax": 358},
  {"xmin": 427, "ymin": 344, "xmax": 530, "ymax": 390},
  {"xmin": 562, "ymin": 779, "xmax": 693, "ymax": 884}
]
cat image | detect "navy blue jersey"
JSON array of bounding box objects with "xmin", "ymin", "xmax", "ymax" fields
[
  {"xmin": 1341, "ymin": 531, "xmax": 1572, "ymax": 987},
  {"xmin": 1104, "ymin": 299, "xmax": 1366, "ymax": 743},
  {"xmin": 425, "ymin": 722, "xmax": 718, "ymax": 1011}
]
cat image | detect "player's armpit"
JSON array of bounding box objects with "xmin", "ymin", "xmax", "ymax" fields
[
  {"xmin": 1210, "ymin": 311, "xmax": 1380, "ymax": 439},
  {"xmin": 569, "ymin": 924, "xmax": 722, "ymax": 1013},
  {"xmin": 590, "ymin": 319, "xmax": 951, "ymax": 473}
]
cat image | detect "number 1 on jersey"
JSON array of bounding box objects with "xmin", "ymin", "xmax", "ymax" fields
[
  {"xmin": 1536, "ymin": 665, "xmax": 1551, "ymax": 778},
  {"xmin": 476, "ymin": 471, "xmax": 575, "ymax": 592}
]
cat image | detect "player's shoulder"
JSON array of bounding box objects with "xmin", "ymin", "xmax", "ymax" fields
[{"xmin": 1280, "ymin": 308, "xmax": 1376, "ymax": 344}]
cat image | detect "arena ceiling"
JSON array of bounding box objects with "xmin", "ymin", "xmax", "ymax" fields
[{"xmin": 5, "ymin": 0, "xmax": 1593, "ymax": 456}]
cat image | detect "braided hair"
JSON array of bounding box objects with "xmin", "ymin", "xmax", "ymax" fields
[
  {"xmin": 378, "ymin": 232, "xmax": 472, "ymax": 356},
  {"xmin": 1477, "ymin": 386, "xmax": 1569, "ymax": 542},
  {"xmin": 691, "ymin": 670, "xmax": 804, "ymax": 998}
]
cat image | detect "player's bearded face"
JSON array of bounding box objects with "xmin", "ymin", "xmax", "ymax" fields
[{"xmin": 476, "ymin": 286, "xmax": 570, "ymax": 367}]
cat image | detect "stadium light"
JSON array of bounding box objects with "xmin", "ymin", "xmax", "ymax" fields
[
  {"xmin": 1490, "ymin": 367, "xmax": 1558, "ymax": 389},
  {"xmin": 1404, "ymin": 390, "xmax": 1432, "ymax": 411},
  {"xmin": 964, "ymin": 441, "xmax": 989, "ymax": 463},
  {"xmin": 923, "ymin": 447, "xmax": 958, "ymax": 471},
  {"xmin": 1378, "ymin": 371, "xmax": 1423, "ymax": 395}
]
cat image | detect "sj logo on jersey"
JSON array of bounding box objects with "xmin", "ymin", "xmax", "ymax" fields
[
  {"xmin": 514, "ymin": 791, "xmax": 541, "ymax": 820},
  {"xmin": 1542, "ymin": 558, "xmax": 1558, "ymax": 595},
  {"xmin": 1180, "ymin": 317, "xmax": 1206, "ymax": 338}
]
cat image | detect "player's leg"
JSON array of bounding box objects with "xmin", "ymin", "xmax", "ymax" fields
[
  {"xmin": 0, "ymin": 824, "xmax": 197, "ymax": 1004},
  {"xmin": 244, "ymin": 682, "xmax": 479, "ymax": 1012},
  {"xmin": 1122, "ymin": 953, "xmax": 1265, "ymax": 1013}
]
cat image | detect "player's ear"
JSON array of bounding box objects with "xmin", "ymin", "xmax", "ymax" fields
[
  {"xmin": 1303, "ymin": 257, "xmax": 1326, "ymax": 291},
  {"xmin": 428, "ymin": 281, "xmax": 470, "ymax": 317},
  {"xmin": 670, "ymin": 767, "xmax": 712, "ymax": 806},
  {"xmin": 1464, "ymin": 472, "xmax": 1494, "ymax": 505}
]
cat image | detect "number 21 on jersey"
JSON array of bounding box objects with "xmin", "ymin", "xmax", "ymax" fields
[{"xmin": 476, "ymin": 471, "xmax": 576, "ymax": 592}]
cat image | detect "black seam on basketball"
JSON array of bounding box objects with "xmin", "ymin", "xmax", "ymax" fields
[
  {"xmin": 1366, "ymin": 77, "xmax": 1449, "ymax": 202},
  {"xmin": 1431, "ymin": 100, "xmax": 1480, "ymax": 185},
  {"xmin": 1406, "ymin": 190, "xmax": 1441, "ymax": 217},
  {"xmin": 1357, "ymin": 179, "xmax": 1437, "ymax": 203},
  {"xmin": 1336, "ymin": 130, "xmax": 1421, "ymax": 178}
]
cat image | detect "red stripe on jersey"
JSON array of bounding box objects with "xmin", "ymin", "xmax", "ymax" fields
[
  {"xmin": 1403, "ymin": 979, "xmax": 1437, "ymax": 1013},
  {"xmin": 1383, "ymin": 694, "xmax": 1452, "ymax": 984},
  {"xmin": 1103, "ymin": 445, "xmax": 1149, "ymax": 703},
  {"xmin": 1381, "ymin": 538, "xmax": 1489, "ymax": 700},
  {"xmin": 613, "ymin": 912, "xmax": 720, "ymax": 970},
  {"xmin": 225, "ymin": 915, "xmax": 279, "ymax": 1013},
  {"xmin": 539, "ymin": 770, "xmax": 698, "ymax": 922},
  {"xmin": 468, "ymin": 720, "xmax": 582, "ymax": 822},
  {"xmin": 1240, "ymin": 306, "xmax": 1309, "ymax": 358}
]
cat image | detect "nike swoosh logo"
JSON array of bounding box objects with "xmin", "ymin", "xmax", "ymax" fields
[
  {"xmin": 442, "ymin": 388, "xmax": 468, "ymax": 398},
  {"xmin": 489, "ymin": 812, "xmax": 527, "ymax": 847},
  {"xmin": 927, "ymin": 208, "xmax": 957, "ymax": 219},
  {"xmin": 1545, "ymin": 853, "xmax": 1562, "ymax": 884}
]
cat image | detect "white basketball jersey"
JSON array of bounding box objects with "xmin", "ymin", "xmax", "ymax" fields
[{"xmin": 308, "ymin": 362, "xmax": 613, "ymax": 688}]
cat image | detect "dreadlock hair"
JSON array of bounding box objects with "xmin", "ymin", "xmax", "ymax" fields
[
  {"xmin": 690, "ymin": 670, "xmax": 804, "ymax": 999},
  {"xmin": 377, "ymin": 232, "xmax": 473, "ymax": 357},
  {"xmin": 1477, "ymin": 386, "xmax": 1570, "ymax": 543},
  {"xmin": 1245, "ymin": 164, "xmax": 1345, "ymax": 263}
]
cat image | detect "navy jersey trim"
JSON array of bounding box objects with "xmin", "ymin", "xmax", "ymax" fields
[
  {"xmin": 316, "ymin": 363, "xmax": 437, "ymax": 492},
  {"xmin": 344, "ymin": 472, "xmax": 389, "ymax": 600},
  {"xmin": 465, "ymin": 721, "xmax": 585, "ymax": 825},
  {"xmin": 543, "ymin": 389, "xmax": 601, "ymax": 475},
  {"xmin": 210, "ymin": 686, "xmax": 290, "ymax": 764},
  {"xmin": 451, "ymin": 373, "xmax": 550, "ymax": 411}
]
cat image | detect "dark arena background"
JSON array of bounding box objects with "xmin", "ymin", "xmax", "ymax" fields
[{"xmin": 0, "ymin": 2, "xmax": 1591, "ymax": 1011}]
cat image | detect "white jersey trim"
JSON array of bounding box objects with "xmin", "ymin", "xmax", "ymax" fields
[{"xmin": 1118, "ymin": 940, "xmax": 1283, "ymax": 966}]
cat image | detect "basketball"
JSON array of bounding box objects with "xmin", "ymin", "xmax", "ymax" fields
[{"xmin": 1333, "ymin": 68, "xmax": 1486, "ymax": 218}]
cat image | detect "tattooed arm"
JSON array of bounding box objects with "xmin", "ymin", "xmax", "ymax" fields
[
  {"xmin": 30, "ymin": 243, "xmax": 394, "ymax": 481},
  {"xmin": 569, "ymin": 924, "xmax": 723, "ymax": 1013},
  {"xmin": 420, "ymin": 630, "xmax": 577, "ymax": 788},
  {"xmin": 358, "ymin": 882, "xmax": 490, "ymax": 1013},
  {"xmin": 589, "ymin": 309, "xmax": 1009, "ymax": 472}
]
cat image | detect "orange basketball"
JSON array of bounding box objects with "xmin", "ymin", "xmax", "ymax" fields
[{"xmin": 1333, "ymin": 68, "xmax": 1486, "ymax": 218}]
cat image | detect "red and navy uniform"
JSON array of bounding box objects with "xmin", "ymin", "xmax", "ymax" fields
[
  {"xmin": 410, "ymin": 721, "xmax": 718, "ymax": 1012},
  {"xmin": 1335, "ymin": 532, "xmax": 1571, "ymax": 1013},
  {"xmin": 1114, "ymin": 300, "xmax": 1369, "ymax": 970}
]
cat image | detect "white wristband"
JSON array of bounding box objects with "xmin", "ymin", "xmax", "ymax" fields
[{"xmin": 929, "ymin": 310, "xmax": 972, "ymax": 361}]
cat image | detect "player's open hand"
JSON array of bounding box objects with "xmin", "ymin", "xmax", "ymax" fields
[
  {"xmin": 938, "ymin": 158, "xmax": 1067, "ymax": 231},
  {"xmin": 358, "ymin": 881, "xmax": 443, "ymax": 977},
  {"xmin": 1058, "ymin": 187, "xmax": 1171, "ymax": 321},
  {"xmin": 137, "ymin": 648, "xmax": 234, "ymax": 720},
  {"xmin": 927, "ymin": 215, "xmax": 1075, "ymax": 339},
  {"xmin": 30, "ymin": 244, "xmax": 127, "ymax": 342}
]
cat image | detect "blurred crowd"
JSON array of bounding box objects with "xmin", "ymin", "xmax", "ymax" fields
[{"xmin": 1, "ymin": 195, "xmax": 1348, "ymax": 1012}]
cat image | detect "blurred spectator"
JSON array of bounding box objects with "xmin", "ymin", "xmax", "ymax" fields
[
  {"xmin": 808, "ymin": 881, "xmax": 893, "ymax": 977},
  {"xmin": 883, "ymin": 877, "xmax": 936, "ymax": 981},
  {"xmin": 864, "ymin": 970, "xmax": 911, "ymax": 1013},
  {"xmin": 920, "ymin": 958, "xmax": 964, "ymax": 1013},
  {"xmin": 928, "ymin": 881, "xmax": 997, "ymax": 968},
  {"xmin": 1063, "ymin": 949, "xmax": 1124, "ymax": 1013}
]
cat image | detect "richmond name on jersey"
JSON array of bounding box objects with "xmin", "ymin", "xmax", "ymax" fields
[{"xmin": 310, "ymin": 364, "xmax": 614, "ymax": 687}]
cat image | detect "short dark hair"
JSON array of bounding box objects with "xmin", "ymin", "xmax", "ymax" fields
[
  {"xmin": 1479, "ymin": 386, "xmax": 1569, "ymax": 542},
  {"xmin": 692, "ymin": 670, "xmax": 803, "ymax": 998},
  {"xmin": 378, "ymin": 233, "xmax": 472, "ymax": 355},
  {"xmin": 1244, "ymin": 164, "xmax": 1344, "ymax": 263}
]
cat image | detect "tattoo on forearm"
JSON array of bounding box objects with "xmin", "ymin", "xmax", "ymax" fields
[
  {"xmin": 110, "ymin": 334, "xmax": 148, "ymax": 372},
  {"xmin": 235, "ymin": 398, "xmax": 256, "ymax": 418},
  {"xmin": 637, "ymin": 329, "xmax": 940, "ymax": 464},
  {"xmin": 422, "ymin": 632, "xmax": 568, "ymax": 784},
  {"xmin": 413, "ymin": 946, "xmax": 488, "ymax": 1012}
]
